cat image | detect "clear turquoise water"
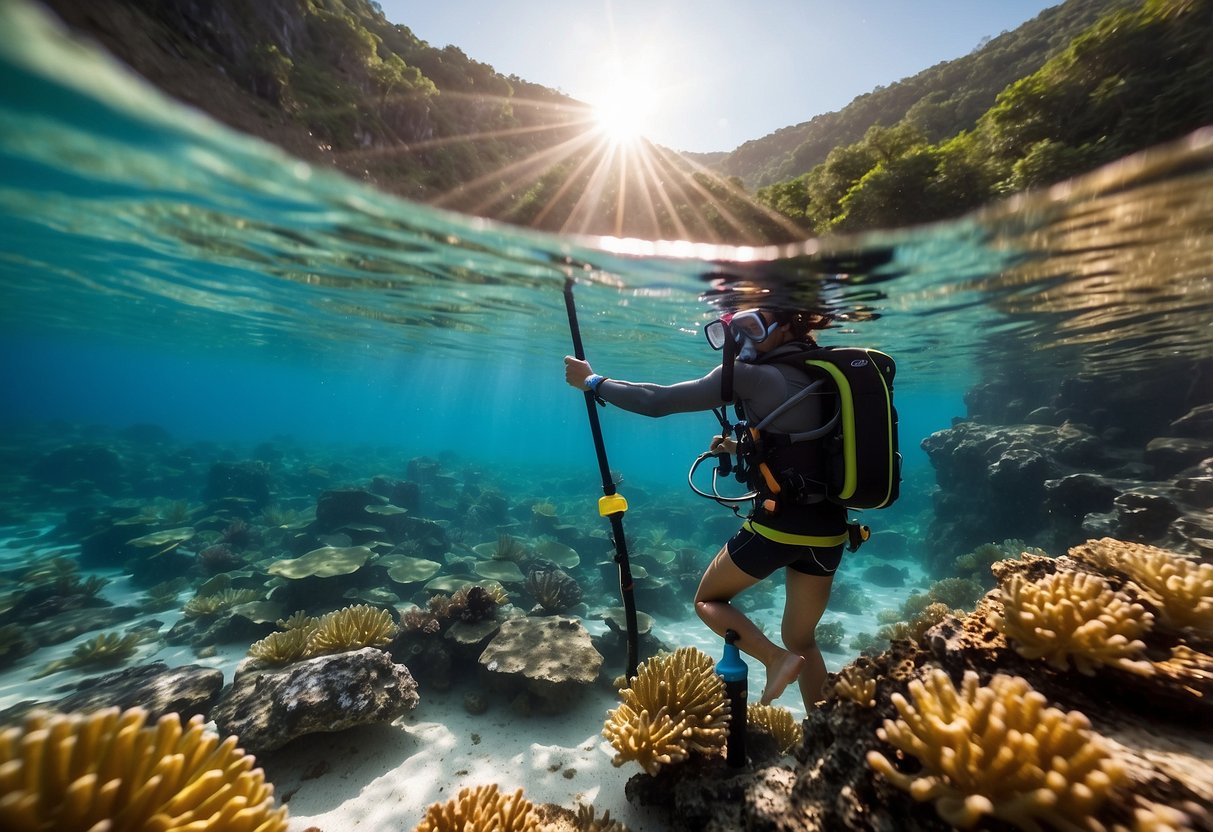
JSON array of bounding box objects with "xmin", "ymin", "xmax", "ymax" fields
[{"xmin": 0, "ymin": 0, "xmax": 1211, "ymax": 718}]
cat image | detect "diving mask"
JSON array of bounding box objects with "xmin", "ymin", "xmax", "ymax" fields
[{"xmin": 704, "ymin": 310, "xmax": 776, "ymax": 357}]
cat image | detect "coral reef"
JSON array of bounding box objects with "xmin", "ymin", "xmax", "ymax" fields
[
  {"xmin": 602, "ymin": 647, "xmax": 729, "ymax": 775},
  {"xmin": 140, "ymin": 577, "xmax": 188, "ymax": 611},
  {"xmin": 952, "ymin": 538, "xmax": 1043, "ymax": 583},
  {"xmin": 415, "ymin": 784, "xmax": 538, "ymax": 832},
  {"xmin": 277, "ymin": 610, "xmax": 320, "ymax": 631},
  {"xmin": 832, "ymin": 664, "xmax": 877, "ymax": 707},
  {"xmin": 624, "ymin": 541, "xmax": 1211, "ymax": 831},
  {"xmin": 248, "ymin": 628, "xmax": 311, "ymax": 665},
  {"xmin": 32, "ymin": 631, "xmax": 143, "ymax": 679},
  {"xmin": 306, "ymin": 604, "xmax": 398, "ymax": 656},
  {"xmin": 573, "ymin": 804, "xmax": 630, "ymax": 832},
  {"xmin": 1070, "ymin": 537, "xmax": 1213, "ymax": 636},
  {"xmin": 995, "ymin": 570, "xmax": 1155, "ymax": 675},
  {"xmin": 0, "ymin": 706, "xmax": 288, "ymax": 832},
  {"xmin": 867, "ymin": 669, "xmax": 1126, "ymax": 831},
  {"xmin": 747, "ymin": 704, "xmax": 803, "ymax": 755},
  {"xmin": 816, "ymin": 620, "xmax": 845, "ymax": 653},
  {"xmin": 183, "ymin": 587, "xmax": 261, "ymax": 617},
  {"xmin": 525, "ymin": 568, "xmax": 583, "ymax": 614},
  {"xmin": 878, "ymin": 602, "xmax": 955, "ymax": 645}
]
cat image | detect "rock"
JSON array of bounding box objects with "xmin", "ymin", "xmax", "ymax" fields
[
  {"xmin": 1170, "ymin": 404, "xmax": 1213, "ymax": 438},
  {"xmin": 1144, "ymin": 437, "xmax": 1213, "ymax": 478},
  {"xmin": 860, "ymin": 564, "xmax": 906, "ymax": 588},
  {"xmin": 1025, "ymin": 406, "xmax": 1058, "ymax": 425},
  {"xmin": 314, "ymin": 488, "xmax": 385, "ymax": 533},
  {"xmin": 30, "ymin": 443, "xmax": 125, "ymax": 494},
  {"xmin": 1083, "ymin": 490, "xmax": 1182, "ymax": 544},
  {"xmin": 478, "ymin": 616, "xmax": 604, "ymax": 712},
  {"xmin": 987, "ymin": 447, "xmax": 1053, "ymax": 497},
  {"xmin": 28, "ymin": 605, "xmax": 140, "ymax": 646},
  {"xmin": 211, "ymin": 647, "xmax": 418, "ymax": 755},
  {"xmin": 52, "ymin": 661, "xmax": 221, "ymax": 721},
  {"xmin": 203, "ymin": 461, "xmax": 271, "ymax": 510},
  {"xmin": 1043, "ymin": 473, "xmax": 1122, "ymax": 518}
]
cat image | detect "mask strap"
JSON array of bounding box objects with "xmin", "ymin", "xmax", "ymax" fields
[{"xmin": 720, "ymin": 334, "xmax": 735, "ymax": 404}]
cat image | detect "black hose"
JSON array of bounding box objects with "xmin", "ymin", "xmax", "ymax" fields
[{"xmin": 563, "ymin": 277, "xmax": 639, "ymax": 680}]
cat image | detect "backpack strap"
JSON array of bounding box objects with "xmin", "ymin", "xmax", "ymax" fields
[{"xmin": 752, "ymin": 377, "xmax": 839, "ymax": 441}]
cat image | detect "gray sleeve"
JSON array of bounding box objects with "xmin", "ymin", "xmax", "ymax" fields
[
  {"xmin": 596, "ymin": 359, "xmax": 797, "ymax": 419},
  {"xmin": 598, "ymin": 366, "xmax": 727, "ymax": 416}
]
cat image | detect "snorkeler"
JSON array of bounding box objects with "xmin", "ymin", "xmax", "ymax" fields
[{"xmin": 563, "ymin": 308, "xmax": 847, "ymax": 710}]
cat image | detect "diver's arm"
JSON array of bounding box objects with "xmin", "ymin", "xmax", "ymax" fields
[
  {"xmin": 562, "ymin": 355, "xmax": 781, "ymax": 418},
  {"xmin": 597, "ymin": 369, "xmax": 725, "ymax": 417}
]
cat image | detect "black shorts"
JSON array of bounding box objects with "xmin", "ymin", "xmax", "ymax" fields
[{"xmin": 726, "ymin": 527, "xmax": 844, "ymax": 579}]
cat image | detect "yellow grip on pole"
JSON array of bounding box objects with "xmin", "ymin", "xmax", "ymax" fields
[{"xmin": 598, "ymin": 493, "xmax": 628, "ymax": 516}]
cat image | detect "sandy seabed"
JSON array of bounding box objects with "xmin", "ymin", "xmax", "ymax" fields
[{"xmin": 0, "ymin": 538, "xmax": 921, "ymax": 831}]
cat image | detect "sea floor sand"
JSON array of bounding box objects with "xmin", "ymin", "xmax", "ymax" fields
[{"xmin": 0, "ymin": 532, "xmax": 924, "ymax": 830}]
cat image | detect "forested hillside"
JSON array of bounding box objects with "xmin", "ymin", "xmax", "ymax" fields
[
  {"xmin": 754, "ymin": 0, "xmax": 1213, "ymax": 234},
  {"xmin": 715, "ymin": 0, "xmax": 1130, "ymax": 190},
  {"xmin": 38, "ymin": 0, "xmax": 1213, "ymax": 242},
  {"xmin": 42, "ymin": 0, "xmax": 796, "ymax": 243}
]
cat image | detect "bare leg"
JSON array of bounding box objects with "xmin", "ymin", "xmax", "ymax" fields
[
  {"xmin": 781, "ymin": 569, "xmax": 835, "ymax": 710},
  {"xmin": 694, "ymin": 545, "xmax": 805, "ymax": 705}
]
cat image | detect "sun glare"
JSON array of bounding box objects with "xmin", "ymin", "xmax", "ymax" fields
[{"xmin": 592, "ymin": 82, "xmax": 658, "ymax": 145}]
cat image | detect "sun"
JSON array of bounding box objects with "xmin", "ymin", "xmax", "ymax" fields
[{"xmin": 591, "ymin": 81, "xmax": 659, "ymax": 145}]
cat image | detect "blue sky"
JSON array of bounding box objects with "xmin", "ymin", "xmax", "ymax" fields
[{"xmin": 379, "ymin": 0, "xmax": 1063, "ymax": 153}]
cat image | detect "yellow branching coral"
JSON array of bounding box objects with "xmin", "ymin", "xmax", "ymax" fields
[
  {"xmin": 602, "ymin": 647, "xmax": 729, "ymax": 775},
  {"xmin": 748, "ymin": 703, "xmax": 803, "ymax": 754},
  {"xmin": 276, "ymin": 610, "xmax": 319, "ymax": 632},
  {"xmin": 247, "ymin": 628, "xmax": 311, "ymax": 665},
  {"xmin": 306, "ymin": 604, "xmax": 398, "ymax": 656},
  {"xmin": 1070, "ymin": 538, "xmax": 1213, "ymax": 636},
  {"xmin": 834, "ymin": 664, "xmax": 877, "ymax": 707},
  {"xmin": 32, "ymin": 631, "xmax": 143, "ymax": 679},
  {"xmin": 0, "ymin": 707, "xmax": 288, "ymax": 832},
  {"xmin": 415, "ymin": 784, "xmax": 538, "ymax": 832},
  {"xmin": 575, "ymin": 804, "xmax": 630, "ymax": 832},
  {"xmin": 995, "ymin": 571, "xmax": 1155, "ymax": 676},
  {"xmin": 867, "ymin": 669, "xmax": 1125, "ymax": 831}
]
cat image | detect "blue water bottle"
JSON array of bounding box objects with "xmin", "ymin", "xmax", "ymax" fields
[{"xmin": 717, "ymin": 629, "xmax": 748, "ymax": 767}]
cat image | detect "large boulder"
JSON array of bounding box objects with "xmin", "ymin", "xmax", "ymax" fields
[
  {"xmin": 478, "ymin": 616, "xmax": 604, "ymax": 713},
  {"xmin": 211, "ymin": 647, "xmax": 419, "ymax": 755}
]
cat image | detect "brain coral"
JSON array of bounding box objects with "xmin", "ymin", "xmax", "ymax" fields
[
  {"xmin": 602, "ymin": 647, "xmax": 729, "ymax": 775},
  {"xmin": 995, "ymin": 570, "xmax": 1155, "ymax": 676},
  {"xmin": 1070, "ymin": 538, "xmax": 1213, "ymax": 637},
  {"xmin": 415, "ymin": 784, "xmax": 538, "ymax": 832},
  {"xmin": 0, "ymin": 706, "xmax": 287, "ymax": 832},
  {"xmin": 867, "ymin": 669, "xmax": 1125, "ymax": 831}
]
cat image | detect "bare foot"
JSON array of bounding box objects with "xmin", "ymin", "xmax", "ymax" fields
[{"xmin": 760, "ymin": 651, "xmax": 805, "ymax": 705}]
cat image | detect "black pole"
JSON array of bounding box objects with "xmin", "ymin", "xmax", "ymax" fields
[{"xmin": 563, "ymin": 277, "xmax": 639, "ymax": 680}]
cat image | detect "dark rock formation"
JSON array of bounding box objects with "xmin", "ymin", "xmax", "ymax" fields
[
  {"xmin": 211, "ymin": 647, "xmax": 419, "ymax": 755},
  {"xmin": 203, "ymin": 460, "xmax": 272, "ymax": 510},
  {"xmin": 922, "ymin": 416, "xmax": 1213, "ymax": 569}
]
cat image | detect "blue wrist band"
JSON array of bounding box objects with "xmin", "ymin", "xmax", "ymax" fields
[{"xmin": 586, "ymin": 373, "xmax": 606, "ymax": 393}]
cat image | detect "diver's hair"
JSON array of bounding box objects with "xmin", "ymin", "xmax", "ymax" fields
[{"xmin": 769, "ymin": 309, "xmax": 831, "ymax": 341}]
